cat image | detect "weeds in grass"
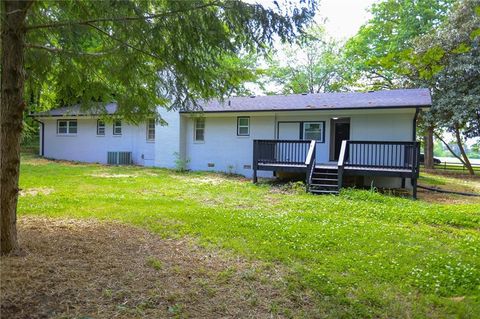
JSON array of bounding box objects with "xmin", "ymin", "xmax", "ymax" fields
[
  {"xmin": 173, "ymin": 152, "xmax": 190, "ymax": 172},
  {"xmin": 146, "ymin": 256, "xmax": 163, "ymax": 270},
  {"xmin": 16, "ymin": 156, "xmax": 480, "ymax": 318}
]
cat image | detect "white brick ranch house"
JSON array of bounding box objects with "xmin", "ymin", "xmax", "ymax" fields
[{"xmin": 32, "ymin": 88, "xmax": 432, "ymax": 198}]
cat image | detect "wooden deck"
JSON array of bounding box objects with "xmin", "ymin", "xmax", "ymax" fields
[
  {"xmin": 344, "ymin": 165, "xmax": 414, "ymax": 177},
  {"xmin": 257, "ymin": 163, "xmax": 413, "ymax": 176},
  {"xmin": 253, "ymin": 139, "xmax": 420, "ymax": 198}
]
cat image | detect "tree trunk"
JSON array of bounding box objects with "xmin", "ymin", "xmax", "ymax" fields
[
  {"xmin": 454, "ymin": 126, "xmax": 475, "ymax": 176},
  {"xmin": 424, "ymin": 126, "xmax": 434, "ymax": 169},
  {"xmin": 434, "ymin": 131, "xmax": 466, "ymax": 164},
  {"xmin": 1, "ymin": 0, "xmax": 31, "ymax": 255}
]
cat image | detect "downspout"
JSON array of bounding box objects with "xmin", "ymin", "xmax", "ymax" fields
[
  {"xmin": 31, "ymin": 117, "xmax": 45, "ymax": 156},
  {"xmin": 412, "ymin": 107, "xmax": 420, "ymax": 141},
  {"xmin": 411, "ymin": 107, "xmax": 421, "ymax": 195},
  {"xmin": 274, "ymin": 112, "xmax": 277, "ymax": 139}
]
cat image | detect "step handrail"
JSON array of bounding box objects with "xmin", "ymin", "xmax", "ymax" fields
[
  {"xmin": 337, "ymin": 140, "xmax": 348, "ymax": 190},
  {"xmin": 305, "ymin": 140, "xmax": 316, "ymax": 191}
]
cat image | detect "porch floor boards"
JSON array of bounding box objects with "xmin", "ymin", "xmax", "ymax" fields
[
  {"xmin": 257, "ymin": 162, "xmax": 413, "ymax": 175},
  {"xmin": 345, "ymin": 166, "xmax": 412, "ymax": 173}
]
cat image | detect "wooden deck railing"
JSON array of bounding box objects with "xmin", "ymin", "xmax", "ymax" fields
[
  {"xmin": 337, "ymin": 140, "xmax": 420, "ymax": 190},
  {"xmin": 253, "ymin": 140, "xmax": 312, "ymax": 165},
  {"xmin": 252, "ymin": 139, "xmax": 316, "ymax": 183},
  {"xmin": 342, "ymin": 141, "xmax": 420, "ymax": 170}
]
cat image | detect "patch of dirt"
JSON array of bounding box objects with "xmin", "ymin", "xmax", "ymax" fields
[
  {"xmin": 19, "ymin": 188, "xmax": 54, "ymax": 197},
  {"xmin": 24, "ymin": 156, "xmax": 96, "ymax": 167},
  {"xmin": 417, "ymin": 188, "xmax": 480, "ymax": 204},
  {"xmin": 172, "ymin": 175, "xmax": 227, "ymax": 185},
  {"xmin": 21, "ymin": 156, "xmax": 52, "ymax": 166},
  {"xmin": 1, "ymin": 217, "xmax": 315, "ymax": 318},
  {"xmin": 423, "ymin": 169, "xmax": 480, "ymax": 181},
  {"xmin": 90, "ymin": 173, "xmax": 138, "ymax": 178},
  {"xmin": 418, "ymin": 171, "xmax": 480, "ymax": 203},
  {"xmin": 172, "ymin": 173, "xmax": 249, "ymax": 186}
]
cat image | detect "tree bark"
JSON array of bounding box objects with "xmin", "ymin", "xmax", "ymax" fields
[
  {"xmin": 454, "ymin": 126, "xmax": 475, "ymax": 176},
  {"xmin": 1, "ymin": 0, "xmax": 31, "ymax": 255},
  {"xmin": 424, "ymin": 126, "xmax": 434, "ymax": 169}
]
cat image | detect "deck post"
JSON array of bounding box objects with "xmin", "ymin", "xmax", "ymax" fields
[
  {"xmin": 337, "ymin": 166, "xmax": 343, "ymax": 190},
  {"xmin": 412, "ymin": 178, "xmax": 417, "ymax": 199},
  {"xmin": 253, "ymin": 140, "xmax": 258, "ymax": 183},
  {"xmin": 401, "ymin": 178, "xmax": 405, "ymax": 188}
]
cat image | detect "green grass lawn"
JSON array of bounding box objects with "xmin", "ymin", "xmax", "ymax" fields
[{"xmin": 18, "ymin": 155, "xmax": 480, "ymax": 318}]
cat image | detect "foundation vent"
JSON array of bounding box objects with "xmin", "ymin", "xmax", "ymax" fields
[{"xmin": 107, "ymin": 152, "xmax": 132, "ymax": 165}]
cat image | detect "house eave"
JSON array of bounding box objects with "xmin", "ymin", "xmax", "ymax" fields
[{"xmin": 179, "ymin": 104, "xmax": 431, "ymax": 114}]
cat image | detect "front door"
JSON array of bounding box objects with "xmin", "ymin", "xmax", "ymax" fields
[{"xmin": 331, "ymin": 119, "xmax": 350, "ymax": 161}]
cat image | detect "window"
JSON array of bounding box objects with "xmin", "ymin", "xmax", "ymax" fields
[
  {"xmin": 237, "ymin": 117, "xmax": 250, "ymax": 136},
  {"xmin": 97, "ymin": 120, "xmax": 105, "ymax": 136},
  {"xmin": 146, "ymin": 119, "xmax": 155, "ymax": 141},
  {"xmin": 303, "ymin": 122, "xmax": 324, "ymax": 142},
  {"xmin": 113, "ymin": 120, "xmax": 122, "ymax": 135},
  {"xmin": 57, "ymin": 120, "xmax": 77, "ymax": 135},
  {"xmin": 194, "ymin": 118, "xmax": 205, "ymax": 142}
]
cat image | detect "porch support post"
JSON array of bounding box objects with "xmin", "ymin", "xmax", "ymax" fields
[
  {"xmin": 253, "ymin": 140, "xmax": 258, "ymax": 183},
  {"xmin": 337, "ymin": 166, "xmax": 344, "ymax": 190},
  {"xmin": 412, "ymin": 178, "xmax": 417, "ymax": 200},
  {"xmin": 401, "ymin": 178, "xmax": 405, "ymax": 189}
]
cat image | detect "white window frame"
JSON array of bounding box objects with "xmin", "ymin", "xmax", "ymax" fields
[
  {"xmin": 113, "ymin": 120, "xmax": 122, "ymax": 136},
  {"xmin": 146, "ymin": 119, "xmax": 155, "ymax": 141},
  {"xmin": 57, "ymin": 119, "xmax": 77, "ymax": 135},
  {"xmin": 97, "ymin": 119, "xmax": 105, "ymax": 136},
  {"xmin": 194, "ymin": 118, "xmax": 205, "ymax": 142},
  {"xmin": 303, "ymin": 121, "xmax": 324, "ymax": 142},
  {"xmin": 237, "ymin": 117, "xmax": 250, "ymax": 136}
]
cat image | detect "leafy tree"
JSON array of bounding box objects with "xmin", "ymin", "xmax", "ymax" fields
[
  {"xmin": 344, "ymin": 0, "xmax": 454, "ymax": 89},
  {"xmin": 262, "ymin": 25, "xmax": 347, "ymax": 94},
  {"xmin": 410, "ymin": 0, "xmax": 480, "ymax": 175},
  {"xmin": 0, "ymin": 0, "xmax": 317, "ymax": 254}
]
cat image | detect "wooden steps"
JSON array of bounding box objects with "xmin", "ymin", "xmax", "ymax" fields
[{"xmin": 308, "ymin": 167, "xmax": 339, "ymax": 195}]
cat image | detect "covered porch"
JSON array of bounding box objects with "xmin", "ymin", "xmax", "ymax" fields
[{"xmin": 252, "ymin": 139, "xmax": 420, "ymax": 198}]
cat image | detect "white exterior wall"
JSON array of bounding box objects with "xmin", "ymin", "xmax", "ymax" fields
[
  {"xmin": 40, "ymin": 118, "xmax": 155, "ymax": 166},
  {"xmin": 351, "ymin": 113, "xmax": 413, "ymax": 141},
  {"xmin": 154, "ymin": 108, "xmax": 185, "ymax": 169},
  {"xmin": 184, "ymin": 115, "xmax": 276, "ymax": 178}
]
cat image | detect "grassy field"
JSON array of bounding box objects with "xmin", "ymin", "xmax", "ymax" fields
[{"xmin": 15, "ymin": 155, "xmax": 480, "ymax": 318}]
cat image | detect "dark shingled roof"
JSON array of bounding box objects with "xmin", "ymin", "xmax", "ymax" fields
[
  {"xmin": 184, "ymin": 88, "xmax": 432, "ymax": 113},
  {"xmin": 32, "ymin": 103, "xmax": 118, "ymax": 117},
  {"xmin": 32, "ymin": 89, "xmax": 431, "ymax": 117}
]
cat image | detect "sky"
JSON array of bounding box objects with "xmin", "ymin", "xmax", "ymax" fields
[
  {"xmin": 316, "ymin": 0, "xmax": 378, "ymax": 40},
  {"xmin": 245, "ymin": 0, "xmax": 378, "ymax": 41}
]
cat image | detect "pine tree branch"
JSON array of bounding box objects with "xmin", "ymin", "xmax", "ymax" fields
[
  {"xmin": 84, "ymin": 23, "xmax": 161, "ymax": 60},
  {"xmin": 26, "ymin": 44, "xmax": 119, "ymax": 56},
  {"xmin": 25, "ymin": 2, "xmax": 222, "ymax": 31}
]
